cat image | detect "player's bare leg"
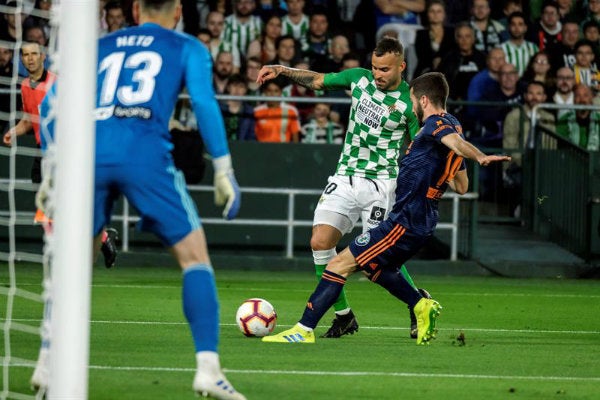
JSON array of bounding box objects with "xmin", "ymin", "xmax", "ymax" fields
[{"xmin": 311, "ymin": 224, "xmax": 359, "ymax": 338}]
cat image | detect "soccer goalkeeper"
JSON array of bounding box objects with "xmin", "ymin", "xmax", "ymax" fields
[{"xmin": 32, "ymin": 1, "xmax": 244, "ymax": 399}]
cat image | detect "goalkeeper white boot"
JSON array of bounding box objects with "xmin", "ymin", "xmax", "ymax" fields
[
  {"xmin": 193, "ymin": 352, "xmax": 246, "ymax": 400},
  {"xmin": 30, "ymin": 347, "xmax": 49, "ymax": 393}
]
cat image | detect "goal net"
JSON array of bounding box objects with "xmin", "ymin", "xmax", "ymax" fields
[{"xmin": 0, "ymin": 1, "xmax": 97, "ymax": 398}]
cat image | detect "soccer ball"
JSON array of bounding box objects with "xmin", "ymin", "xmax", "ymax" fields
[{"xmin": 235, "ymin": 298, "xmax": 277, "ymax": 337}]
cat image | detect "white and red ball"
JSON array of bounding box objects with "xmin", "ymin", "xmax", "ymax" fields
[{"xmin": 235, "ymin": 298, "xmax": 277, "ymax": 337}]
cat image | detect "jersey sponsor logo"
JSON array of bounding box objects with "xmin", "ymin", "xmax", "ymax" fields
[
  {"xmin": 94, "ymin": 105, "xmax": 152, "ymax": 120},
  {"xmin": 355, "ymin": 231, "xmax": 370, "ymax": 246},
  {"xmin": 368, "ymin": 206, "xmax": 386, "ymax": 224},
  {"xmin": 355, "ymin": 97, "xmax": 385, "ymax": 129}
]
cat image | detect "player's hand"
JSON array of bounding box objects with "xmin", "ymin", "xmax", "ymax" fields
[
  {"xmin": 3, "ymin": 130, "xmax": 14, "ymax": 146},
  {"xmin": 213, "ymin": 155, "xmax": 241, "ymax": 220},
  {"xmin": 479, "ymin": 154, "xmax": 511, "ymax": 166},
  {"xmin": 256, "ymin": 65, "xmax": 281, "ymax": 85}
]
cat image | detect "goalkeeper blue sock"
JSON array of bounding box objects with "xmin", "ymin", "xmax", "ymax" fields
[
  {"xmin": 182, "ymin": 264, "xmax": 219, "ymax": 352},
  {"xmin": 299, "ymin": 270, "xmax": 346, "ymax": 329},
  {"xmin": 371, "ymin": 267, "xmax": 422, "ymax": 308}
]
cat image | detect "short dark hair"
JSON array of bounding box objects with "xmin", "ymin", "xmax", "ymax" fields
[
  {"xmin": 275, "ymin": 34, "xmax": 296, "ymax": 50},
  {"xmin": 583, "ymin": 19, "xmax": 600, "ymax": 33},
  {"xmin": 541, "ymin": 0, "xmax": 559, "ymax": 13},
  {"xmin": 373, "ymin": 37, "xmax": 404, "ymax": 59},
  {"xmin": 507, "ymin": 11, "xmax": 526, "ymax": 25},
  {"xmin": 410, "ymin": 72, "xmax": 449, "ymax": 109},
  {"xmin": 574, "ymin": 39, "xmax": 595, "ymax": 53},
  {"xmin": 527, "ymin": 80, "xmax": 547, "ymax": 95}
]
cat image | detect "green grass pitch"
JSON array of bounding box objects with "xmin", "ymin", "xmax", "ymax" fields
[{"xmin": 1, "ymin": 263, "xmax": 599, "ymax": 399}]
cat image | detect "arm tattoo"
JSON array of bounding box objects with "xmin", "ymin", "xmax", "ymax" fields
[{"xmin": 281, "ymin": 67, "xmax": 321, "ymax": 90}]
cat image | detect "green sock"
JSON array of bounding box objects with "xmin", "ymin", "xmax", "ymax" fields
[
  {"xmin": 399, "ymin": 264, "xmax": 417, "ymax": 289},
  {"xmin": 314, "ymin": 264, "xmax": 349, "ymax": 312}
]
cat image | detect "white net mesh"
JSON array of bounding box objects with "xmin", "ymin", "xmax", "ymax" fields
[{"xmin": 0, "ymin": 1, "xmax": 59, "ymax": 398}]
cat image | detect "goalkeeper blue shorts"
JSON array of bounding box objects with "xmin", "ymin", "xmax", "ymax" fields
[
  {"xmin": 349, "ymin": 219, "xmax": 429, "ymax": 275},
  {"xmin": 94, "ymin": 163, "xmax": 201, "ymax": 247}
]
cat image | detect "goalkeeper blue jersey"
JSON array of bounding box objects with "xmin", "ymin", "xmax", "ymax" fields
[{"xmin": 96, "ymin": 22, "xmax": 228, "ymax": 166}]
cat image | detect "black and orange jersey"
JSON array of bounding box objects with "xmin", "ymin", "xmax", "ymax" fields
[{"xmin": 389, "ymin": 112, "xmax": 465, "ymax": 236}]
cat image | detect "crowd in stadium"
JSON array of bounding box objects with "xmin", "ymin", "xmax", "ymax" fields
[{"xmin": 0, "ymin": 0, "xmax": 599, "ymax": 146}]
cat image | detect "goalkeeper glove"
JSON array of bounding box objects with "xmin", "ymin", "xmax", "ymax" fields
[{"xmin": 213, "ymin": 154, "xmax": 241, "ymax": 220}]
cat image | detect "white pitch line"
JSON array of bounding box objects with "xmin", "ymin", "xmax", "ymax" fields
[
  {"xmin": 8, "ymin": 283, "xmax": 600, "ymax": 299},
  {"xmin": 6, "ymin": 318, "xmax": 599, "ymax": 335},
  {"xmin": 87, "ymin": 365, "xmax": 600, "ymax": 382}
]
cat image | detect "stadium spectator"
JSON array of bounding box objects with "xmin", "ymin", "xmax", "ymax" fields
[
  {"xmin": 582, "ymin": 20, "xmax": 600, "ymax": 63},
  {"xmin": 220, "ymin": 74, "xmax": 257, "ymax": 141},
  {"xmin": 30, "ymin": 0, "xmax": 52, "ymax": 39},
  {"xmin": 254, "ymin": 78, "xmax": 301, "ymax": 142},
  {"xmin": 528, "ymin": 0, "xmax": 562, "ymax": 50},
  {"xmin": 281, "ymin": 0, "xmax": 309, "ymax": 40},
  {"xmin": 413, "ymin": 0, "xmax": 455, "ymax": 77},
  {"xmin": 244, "ymin": 56, "xmax": 263, "ymax": 99},
  {"xmin": 313, "ymin": 34, "xmax": 350, "ymax": 73},
  {"xmin": 255, "ymin": 0, "xmax": 287, "ymax": 22},
  {"xmin": 518, "ymin": 50, "xmax": 555, "ymax": 96},
  {"xmin": 467, "ymin": 47, "xmax": 506, "ymax": 109},
  {"xmin": 197, "ymin": 28, "xmax": 211, "ymax": 47},
  {"xmin": 2, "ymin": 42, "xmax": 55, "ymax": 183},
  {"xmin": 584, "ymin": 0, "xmax": 600, "ymax": 25},
  {"xmin": 373, "ymin": 0, "xmax": 424, "ymax": 79},
  {"xmin": 222, "ymin": 0, "xmax": 263, "ymax": 57},
  {"xmin": 497, "ymin": 0, "xmax": 524, "ymax": 28},
  {"xmin": 301, "ymin": 7, "xmax": 332, "ymax": 68},
  {"xmin": 503, "ymin": 80, "xmax": 555, "ymax": 167},
  {"xmin": 556, "ymin": 84, "xmax": 600, "ymax": 150},
  {"xmin": 499, "ymin": 11, "xmax": 539, "ymax": 77},
  {"xmin": 469, "ymin": 0, "xmax": 507, "ymax": 54},
  {"xmin": 206, "ymin": 11, "xmax": 242, "ymax": 71},
  {"xmin": 552, "ymin": 66, "xmax": 575, "ymax": 118},
  {"xmin": 556, "ymin": 0, "xmax": 579, "ymax": 22},
  {"xmin": 0, "ymin": 1, "xmax": 28, "ymax": 43},
  {"xmin": 437, "ymin": 22, "xmax": 486, "ymax": 101},
  {"xmin": 476, "ymin": 62, "xmax": 523, "ymax": 147},
  {"xmin": 548, "ymin": 21, "xmax": 579, "ymax": 71},
  {"xmin": 300, "ymin": 101, "xmax": 344, "ymax": 143},
  {"xmin": 572, "ymin": 39, "xmax": 599, "ymax": 94},
  {"xmin": 207, "ymin": 0, "xmax": 234, "ymax": 16},
  {"xmin": 213, "ymin": 51, "xmax": 236, "ymax": 94},
  {"xmin": 268, "ymin": 34, "xmax": 299, "ymax": 66},
  {"xmin": 99, "ymin": 1, "xmax": 126, "ymax": 37},
  {"xmin": 24, "ymin": 25, "xmax": 48, "ymax": 47},
  {"xmin": 247, "ymin": 13, "xmax": 283, "ymax": 64},
  {"xmin": 444, "ymin": 0, "xmax": 470, "ymax": 26}
]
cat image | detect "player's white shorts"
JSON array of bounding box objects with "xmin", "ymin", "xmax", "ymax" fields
[{"xmin": 313, "ymin": 174, "xmax": 396, "ymax": 235}]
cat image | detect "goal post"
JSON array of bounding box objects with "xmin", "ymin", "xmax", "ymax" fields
[{"xmin": 49, "ymin": 0, "xmax": 98, "ymax": 397}]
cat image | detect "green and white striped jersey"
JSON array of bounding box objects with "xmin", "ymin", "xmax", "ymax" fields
[
  {"xmin": 323, "ymin": 68, "xmax": 419, "ymax": 179},
  {"xmin": 281, "ymin": 15, "xmax": 309, "ymax": 41},
  {"xmin": 221, "ymin": 15, "xmax": 263, "ymax": 57},
  {"xmin": 499, "ymin": 40, "xmax": 539, "ymax": 77}
]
